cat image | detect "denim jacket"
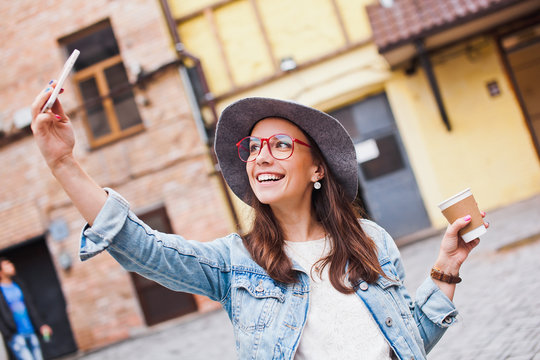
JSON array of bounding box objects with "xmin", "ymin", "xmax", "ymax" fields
[{"xmin": 80, "ymin": 189, "xmax": 458, "ymax": 360}]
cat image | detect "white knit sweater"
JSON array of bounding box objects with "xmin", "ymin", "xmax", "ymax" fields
[{"xmin": 285, "ymin": 238, "xmax": 392, "ymax": 360}]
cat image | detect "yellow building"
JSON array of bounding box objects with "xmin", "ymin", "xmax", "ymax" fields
[{"xmin": 161, "ymin": 0, "xmax": 540, "ymax": 241}]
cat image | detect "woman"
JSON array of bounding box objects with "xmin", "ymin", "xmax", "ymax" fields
[{"xmin": 31, "ymin": 84, "xmax": 487, "ymax": 359}]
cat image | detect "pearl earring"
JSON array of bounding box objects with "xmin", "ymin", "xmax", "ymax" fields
[{"xmin": 314, "ymin": 181, "xmax": 321, "ymax": 190}]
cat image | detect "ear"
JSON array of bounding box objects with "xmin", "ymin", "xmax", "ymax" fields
[{"xmin": 311, "ymin": 162, "xmax": 325, "ymax": 182}]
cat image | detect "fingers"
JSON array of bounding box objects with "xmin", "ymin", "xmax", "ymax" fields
[
  {"xmin": 31, "ymin": 81, "xmax": 66, "ymax": 118},
  {"xmin": 31, "ymin": 81, "xmax": 69, "ymax": 131},
  {"xmin": 31, "ymin": 81, "xmax": 55, "ymax": 119},
  {"xmin": 51, "ymin": 93, "xmax": 67, "ymax": 120},
  {"xmin": 480, "ymin": 211, "xmax": 489, "ymax": 228},
  {"xmin": 446, "ymin": 215, "xmax": 473, "ymax": 238},
  {"xmin": 49, "ymin": 80, "xmax": 66, "ymax": 117}
]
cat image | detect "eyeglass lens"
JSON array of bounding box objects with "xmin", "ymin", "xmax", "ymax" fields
[{"xmin": 238, "ymin": 134, "xmax": 294, "ymax": 162}]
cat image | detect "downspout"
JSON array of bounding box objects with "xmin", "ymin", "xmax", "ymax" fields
[
  {"xmin": 415, "ymin": 40, "xmax": 452, "ymax": 131},
  {"xmin": 159, "ymin": 0, "xmax": 242, "ymax": 232}
]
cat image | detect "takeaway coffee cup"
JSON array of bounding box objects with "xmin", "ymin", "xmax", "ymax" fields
[{"xmin": 438, "ymin": 188, "xmax": 486, "ymax": 242}]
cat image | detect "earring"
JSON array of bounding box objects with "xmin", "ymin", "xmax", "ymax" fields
[{"xmin": 314, "ymin": 181, "xmax": 321, "ymax": 190}]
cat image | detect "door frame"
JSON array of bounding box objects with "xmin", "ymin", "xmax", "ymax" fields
[
  {"xmin": 0, "ymin": 235, "xmax": 78, "ymax": 359},
  {"xmin": 495, "ymin": 13, "xmax": 540, "ymax": 160}
]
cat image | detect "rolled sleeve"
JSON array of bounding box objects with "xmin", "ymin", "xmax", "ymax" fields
[
  {"xmin": 80, "ymin": 188, "xmax": 130, "ymax": 261},
  {"xmin": 78, "ymin": 187, "xmax": 233, "ymax": 302},
  {"xmin": 416, "ymin": 277, "xmax": 459, "ymax": 327}
]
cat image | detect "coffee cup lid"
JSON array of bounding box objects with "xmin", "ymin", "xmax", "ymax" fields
[{"xmin": 438, "ymin": 188, "xmax": 472, "ymax": 211}]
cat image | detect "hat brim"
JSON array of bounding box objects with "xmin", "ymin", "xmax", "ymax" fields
[{"xmin": 214, "ymin": 97, "xmax": 358, "ymax": 205}]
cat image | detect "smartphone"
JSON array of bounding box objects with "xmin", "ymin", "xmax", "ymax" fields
[{"xmin": 41, "ymin": 49, "xmax": 80, "ymax": 113}]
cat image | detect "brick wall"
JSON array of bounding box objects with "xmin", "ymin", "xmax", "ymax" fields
[{"xmin": 0, "ymin": 0, "xmax": 234, "ymax": 352}]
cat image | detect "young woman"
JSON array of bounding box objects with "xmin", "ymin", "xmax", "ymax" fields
[{"xmin": 31, "ymin": 84, "xmax": 487, "ymax": 359}]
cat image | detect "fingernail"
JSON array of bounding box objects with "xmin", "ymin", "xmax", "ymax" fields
[
  {"xmin": 48, "ymin": 80, "xmax": 54, "ymax": 85},
  {"xmin": 55, "ymin": 114, "xmax": 61, "ymax": 119},
  {"xmin": 45, "ymin": 87, "xmax": 51, "ymax": 92},
  {"xmin": 463, "ymin": 215, "xmax": 471, "ymax": 221},
  {"xmin": 481, "ymin": 211, "xmax": 486, "ymax": 216},
  {"xmin": 59, "ymin": 88, "xmax": 64, "ymax": 94}
]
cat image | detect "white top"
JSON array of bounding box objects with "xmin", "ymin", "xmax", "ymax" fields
[{"xmin": 285, "ymin": 238, "xmax": 392, "ymax": 360}]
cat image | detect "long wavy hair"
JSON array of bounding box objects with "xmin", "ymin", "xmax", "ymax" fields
[{"xmin": 242, "ymin": 130, "xmax": 387, "ymax": 294}]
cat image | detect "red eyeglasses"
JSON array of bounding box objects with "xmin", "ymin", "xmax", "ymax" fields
[{"xmin": 236, "ymin": 134, "xmax": 311, "ymax": 162}]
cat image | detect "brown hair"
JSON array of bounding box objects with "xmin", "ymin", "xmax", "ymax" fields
[{"xmin": 243, "ymin": 134, "xmax": 387, "ymax": 294}]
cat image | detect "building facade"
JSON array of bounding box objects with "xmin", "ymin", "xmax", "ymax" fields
[
  {"xmin": 1, "ymin": 0, "xmax": 540, "ymax": 357},
  {"xmin": 163, "ymin": 0, "xmax": 540, "ymax": 240},
  {"xmin": 366, "ymin": 0, "xmax": 540, "ymax": 234},
  {"xmin": 0, "ymin": 0, "xmax": 235, "ymax": 356}
]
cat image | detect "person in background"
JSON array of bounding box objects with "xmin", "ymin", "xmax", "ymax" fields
[{"xmin": 0, "ymin": 258, "xmax": 52, "ymax": 360}]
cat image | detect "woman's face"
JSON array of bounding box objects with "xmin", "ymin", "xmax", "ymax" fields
[{"xmin": 246, "ymin": 118, "xmax": 322, "ymax": 208}]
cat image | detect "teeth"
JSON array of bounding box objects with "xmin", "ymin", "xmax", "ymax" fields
[{"xmin": 257, "ymin": 174, "xmax": 283, "ymax": 182}]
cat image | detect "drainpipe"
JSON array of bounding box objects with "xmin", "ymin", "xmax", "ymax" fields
[
  {"xmin": 178, "ymin": 60, "xmax": 209, "ymax": 144},
  {"xmin": 159, "ymin": 0, "xmax": 242, "ymax": 232},
  {"xmin": 173, "ymin": 43, "xmax": 220, "ymax": 136},
  {"xmin": 415, "ymin": 40, "xmax": 452, "ymax": 131}
]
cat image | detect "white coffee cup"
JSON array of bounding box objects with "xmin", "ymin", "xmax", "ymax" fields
[{"xmin": 438, "ymin": 188, "xmax": 487, "ymax": 242}]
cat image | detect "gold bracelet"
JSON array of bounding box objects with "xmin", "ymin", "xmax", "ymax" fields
[{"xmin": 430, "ymin": 266, "xmax": 462, "ymax": 284}]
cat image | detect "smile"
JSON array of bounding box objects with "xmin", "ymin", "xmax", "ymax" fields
[{"xmin": 257, "ymin": 174, "xmax": 285, "ymax": 183}]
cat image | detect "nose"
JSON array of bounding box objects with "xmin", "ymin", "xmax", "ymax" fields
[{"xmin": 255, "ymin": 139, "xmax": 273, "ymax": 164}]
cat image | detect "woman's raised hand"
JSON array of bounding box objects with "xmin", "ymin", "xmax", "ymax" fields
[
  {"xmin": 30, "ymin": 81, "xmax": 107, "ymax": 226},
  {"xmin": 31, "ymin": 81, "xmax": 75, "ymax": 170}
]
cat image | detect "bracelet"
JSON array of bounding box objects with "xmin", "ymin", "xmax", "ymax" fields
[{"xmin": 430, "ymin": 266, "xmax": 462, "ymax": 284}]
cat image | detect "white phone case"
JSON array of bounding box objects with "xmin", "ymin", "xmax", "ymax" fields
[{"xmin": 41, "ymin": 49, "xmax": 80, "ymax": 113}]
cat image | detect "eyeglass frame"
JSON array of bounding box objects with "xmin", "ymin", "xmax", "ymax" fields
[{"xmin": 235, "ymin": 133, "xmax": 312, "ymax": 162}]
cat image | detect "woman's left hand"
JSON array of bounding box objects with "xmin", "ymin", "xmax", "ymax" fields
[{"xmin": 436, "ymin": 212, "xmax": 489, "ymax": 273}]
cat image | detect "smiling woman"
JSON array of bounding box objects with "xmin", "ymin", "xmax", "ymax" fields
[
  {"xmin": 245, "ymin": 118, "xmax": 320, "ymax": 208},
  {"xmin": 31, "ymin": 88, "xmax": 487, "ymax": 359}
]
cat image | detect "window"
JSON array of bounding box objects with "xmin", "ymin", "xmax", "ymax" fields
[
  {"xmin": 61, "ymin": 20, "xmax": 143, "ymax": 147},
  {"xmin": 360, "ymin": 134, "xmax": 404, "ymax": 180}
]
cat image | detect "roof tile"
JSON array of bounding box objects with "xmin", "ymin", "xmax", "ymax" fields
[{"xmin": 366, "ymin": 0, "xmax": 521, "ymax": 51}]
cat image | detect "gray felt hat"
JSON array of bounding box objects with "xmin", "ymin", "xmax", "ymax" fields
[{"xmin": 214, "ymin": 97, "xmax": 358, "ymax": 205}]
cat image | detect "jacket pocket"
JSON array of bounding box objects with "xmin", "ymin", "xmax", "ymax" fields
[
  {"xmin": 377, "ymin": 259, "xmax": 415, "ymax": 319},
  {"xmin": 377, "ymin": 257, "xmax": 401, "ymax": 287},
  {"xmin": 231, "ymin": 271, "xmax": 284, "ymax": 333}
]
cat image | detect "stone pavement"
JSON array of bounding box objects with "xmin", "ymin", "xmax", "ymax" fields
[
  {"xmin": 70, "ymin": 194, "xmax": 540, "ymax": 360},
  {"xmin": 400, "ymin": 193, "xmax": 540, "ymax": 360}
]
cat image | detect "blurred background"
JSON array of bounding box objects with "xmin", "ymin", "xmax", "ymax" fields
[{"xmin": 0, "ymin": 0, "xmax": 539, "ymax": 358}]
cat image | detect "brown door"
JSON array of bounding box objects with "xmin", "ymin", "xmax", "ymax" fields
[
  {"xmin": 131, "ymin": 207, "xmax": 197, "ymax": 326},
  {"xmin": 500, "ymin": 21, "xmax": 540, "ymax": 159}
]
